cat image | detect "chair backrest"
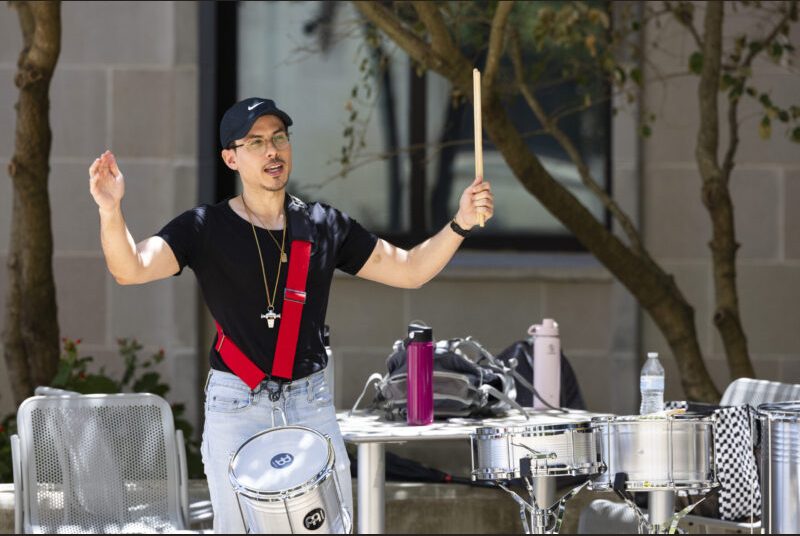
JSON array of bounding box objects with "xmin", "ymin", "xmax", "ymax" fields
[
  {"xmin": 15, "ymin": 393, "xmax": 186, "ymax": 533},
  {"xmin": 720, "ymin": 378, "xmax": 800, "ymax": 407}
]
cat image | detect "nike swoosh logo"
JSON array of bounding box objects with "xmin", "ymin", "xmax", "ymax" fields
[{"xmin": 247, "ymin": 101, "xmax": 264, "ymax": 111}]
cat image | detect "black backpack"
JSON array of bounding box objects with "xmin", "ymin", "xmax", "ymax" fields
[
  {"xmin": 352, "ymin": 336, "xmax": 524, "ymax": 420},
  {"xmin": 495, "ymin": 339, "xmax": 586, "ymax": 410}
]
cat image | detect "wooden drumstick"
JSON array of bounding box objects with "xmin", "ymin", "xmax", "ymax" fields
[{"xmin": 473, "ymin": 68, "xmax": 485, "ymax": 228}]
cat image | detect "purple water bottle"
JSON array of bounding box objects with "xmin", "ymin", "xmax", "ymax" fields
[{"xmin": 406, "ymin": 324, "xmax": 434, "ymax": 425}]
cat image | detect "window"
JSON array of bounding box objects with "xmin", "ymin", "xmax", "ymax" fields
[{"xmin": 220, "ymin": 1, "xmax": 611, "ymax": 251}]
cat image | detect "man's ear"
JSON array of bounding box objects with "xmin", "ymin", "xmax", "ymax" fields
[{"xmin": 221, "ymin": 148, "xmax": 238, "ymax": 170}]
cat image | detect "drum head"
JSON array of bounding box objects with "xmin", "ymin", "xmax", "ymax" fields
[{"xmin": 230, "ymin": 426, "xmax": 331, "ymax": 494}]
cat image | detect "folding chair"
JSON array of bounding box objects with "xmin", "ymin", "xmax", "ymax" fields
[{"xmin": 11, "ymin": 392, "xmax": 191, "ymax": 533}]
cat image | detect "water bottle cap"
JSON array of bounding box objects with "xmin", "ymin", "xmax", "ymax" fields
[
  {"xmin": 408, "ymin": 323, "xmax": 433, "ymax": 342},
  {"xmin": 532, "ymin": 318, "xmax": 559, "ymax": 337},
  {"xmin": 647, "ymin": 352, "xmax": 659, "ymax": 359}
]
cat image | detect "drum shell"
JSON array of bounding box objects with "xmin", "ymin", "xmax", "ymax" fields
[
  {"xmin": 229, "ymin": 426, "xmax": 349, "ymax": 534},
  {"xmin": 592, "ymin": 415, "xmax": 715, "ymax": 491},
  {"xmin": 235, "ymin": 473, "xmax": 346, "ymax": 534},
  {"xmin": 471, "ymin": 421, "xmax": 601, "ymax": 480},
  {"xmin": 758, "ymin": 402, "xmax": 800, "ymax": 534}
]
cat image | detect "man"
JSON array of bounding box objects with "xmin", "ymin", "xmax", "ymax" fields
[{"xmin": 89, "ymin": 97, "xmax": 493, "ymax": 533}]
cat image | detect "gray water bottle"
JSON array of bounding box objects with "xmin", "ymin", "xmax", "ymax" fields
[{"xmin": 639, "ymin": 351, "xmax": 665, "ymax": 414}]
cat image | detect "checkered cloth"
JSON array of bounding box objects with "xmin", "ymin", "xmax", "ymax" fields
[{"xmin": 665, "ymin": 400, "xmax": 760, "ymax": 521}]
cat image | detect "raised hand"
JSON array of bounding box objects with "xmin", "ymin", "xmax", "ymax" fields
[
  {"xmin": 455, "ymin": 175, "xmax": 494, "ymax": 230},
  {"xmin": 89, "ymin": 150, "xmax": 125, "ymax": 211}
]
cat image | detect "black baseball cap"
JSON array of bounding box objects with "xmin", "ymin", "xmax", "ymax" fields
[{"xmin": 219, "ymin": 97, "xmax": 293, "ymax": 148}]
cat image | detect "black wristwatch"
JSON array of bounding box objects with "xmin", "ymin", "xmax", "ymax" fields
[{"xmin": 449, "ymin": 219, "xmax": 472, "ymax": 238}]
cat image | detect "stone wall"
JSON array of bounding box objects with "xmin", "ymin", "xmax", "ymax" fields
[{"xmin": 0, "ymin": 1, "xmax": 200, "ymax": 423}]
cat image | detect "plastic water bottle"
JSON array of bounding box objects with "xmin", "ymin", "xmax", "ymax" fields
[
  {"xmin": 531, "ymin": 319, "xmax": 561, "ymax": 409},
  {"xmin": 639, "ymin": 352, "xmax": 665, "ymax": 415},
  {"xmin": 323, "ymin": 325, "xmax": 335, "ymax": 406},
  {"xmin": 406, "ymin": 324, "xmax": 434, "ymax": 425}
]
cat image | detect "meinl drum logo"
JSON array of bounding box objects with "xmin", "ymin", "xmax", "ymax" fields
[
  {"xmin": 270, "ymin": 452, "xmax": 294, "ymax": 469},
  {"xmin": 303, "ymin": 508, "xmax": 326, "ymax": 530}
]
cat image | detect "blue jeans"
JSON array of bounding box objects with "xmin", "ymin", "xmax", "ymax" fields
[{"xmin": 201, "ymin": 368, "xmax": 352, "ymax": 533}]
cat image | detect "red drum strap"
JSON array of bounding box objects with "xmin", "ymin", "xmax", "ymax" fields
[{"xmin": 213, "ymin": 239, "xmax": 312, "ymax": 388}]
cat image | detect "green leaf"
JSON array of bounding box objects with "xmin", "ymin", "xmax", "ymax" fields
[
  {"xmin": 133, "ymin": 372, "xmax": 169, "ymax": 397},
  {"xmin": 51, "ymin": 361, "xmax": 73, "ymax": 387},
  {"xmin": 758, "ymin": 116, "xmax": 771, "ymax": 140},
  {"xmin": 778, "ymin": 110, "xmax": 789, "ymax": 123},
  {"xmin": 614, "ymin": 66, "xmax": 626, "ymax": 84},
  {"xmin": 72, "ymin": 374, "xmax": 119, "ymax": 394},
  {"xmin": 759, "ymin": 93, "xmax": 773, "ymax": 107},
  {"xmin": 792, "ymin": 127, "xmax": 800, "ymax": 143},
  {"xmin": 689, "ymin": 51, "xmax": 704, "ymax": 75},
  {"xmin": 640, "ymin": 124, "xmax": 652, "ymax": 138},
  {"xmin": 720, "ymin": 74, "xmax": 735, "ymax": 91},
  {"xmin": 770, "ymin": 42, "xmax": 784, "ymax": 60},
  {"xmin": 630, "ymin": 67, "xmax": 643, "ymax": 86}
]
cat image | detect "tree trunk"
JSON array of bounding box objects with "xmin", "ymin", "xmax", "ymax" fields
[
  {"xmin": 3, "ymin": 1, "xmax": 61, "ymax": 405},
  {"xmin": 355, "ymin": 1, "xmax": 722, "ymax": 401},
  {"xmin": 695, "ymin": 1, "xmax": 755, "ymax": 381}
]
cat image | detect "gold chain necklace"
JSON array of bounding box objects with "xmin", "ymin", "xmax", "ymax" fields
[
  {"xmin": 242, "ymin": 195, "xmax": 287, "ymax": 263},
  {"xmin": 241, "ymin": 195, "xmax": 287, "ymax": 328}
]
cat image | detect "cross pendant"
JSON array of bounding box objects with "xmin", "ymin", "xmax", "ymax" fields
[
  {"xmin": 281, "ymin": 252, "xmax": 288, "ymax": 263},
  {"xmin": 261, "ymin": 308, "xmax": 281, "ymax": 328}
]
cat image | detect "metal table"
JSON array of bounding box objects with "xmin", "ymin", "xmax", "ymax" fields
[{"xmin": 337, "ymin": 409, "xmax": 601, "ymax": 534}]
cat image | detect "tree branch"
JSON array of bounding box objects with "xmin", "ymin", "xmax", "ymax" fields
[
  {"xmin": 695, "ymin": 1, "xmax": 722, "ymax": 183},
  {"xmin": 721, "ymin": 2, "xmax": 795, "ymax": 180},
  {"xmin": 509, "ymin": 32, "xmax": 646, "ymax": 254},
  {"xmin": 353, "ymin": 2, "xmax": 446, "ymax": 74},
  {"xmin": 410, "ymin": 1, "xmax": 457, "ymax": 57},
  {"xmin": 409, "ymin": 1, "xmax": 473, "ymax": 84},
  {"xmin": 484, "ymin": 1, "xmax": 514, "ymax": 89},
  {"xmin": 666, "ymin": 1, "xmax": 704, "ymax": 49}
]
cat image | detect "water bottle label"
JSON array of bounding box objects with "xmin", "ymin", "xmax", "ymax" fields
[{"xmin": 640, "ymin": 376, "xmax": 664, "ymax": 391}]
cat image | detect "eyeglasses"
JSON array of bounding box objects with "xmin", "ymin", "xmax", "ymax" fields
[{"xmin": 230, "ymin": 132, "xmax": 290, "ymax": 153}]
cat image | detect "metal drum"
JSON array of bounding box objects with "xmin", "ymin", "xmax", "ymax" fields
[
  {"xmin": 228, "ymin": 426, "xmax": 351, "ymax": 534},
  {"xmin": 471, "ymin": 418, "xmax": 602, "ymax": 480},
  {"xmin": 758, "ymin": 402, "xmax": 800, "ymax": 534},
  {"xmin": 591, "ymin": 414, "xmax": 715, "ymax": 492}
]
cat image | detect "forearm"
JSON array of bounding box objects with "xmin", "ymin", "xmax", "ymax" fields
[
  {"xmin": 99, "ymin": 205, "xmax": 143, "ymax": 284},
  {"xmin": 404, "ymin": 220, "xmax": 466, "ymax": 288}
]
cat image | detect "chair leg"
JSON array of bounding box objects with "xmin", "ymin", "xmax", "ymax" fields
[
  {"xmin": 11, "ymin": 435, "xmax": 23, "ymax": 534},
  {"xmin": 175, "ymin": 430, "xmax": 190, "ymax": 529}
]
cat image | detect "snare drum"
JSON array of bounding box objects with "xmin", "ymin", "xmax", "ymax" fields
[
  {"xmin": 471, "ymin": 419, "xmax": 602, "ymax": 480},
  {"xmin": 228, "ymin": 426, "xmax": 351, "ymax": 534},
  {"xmin": 591, "ymin": 414, "xmax": 715, "ymax": 492}
]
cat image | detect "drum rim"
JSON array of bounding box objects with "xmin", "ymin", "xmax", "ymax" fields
[
  {"xmin": 757, "ymin": 401, "xmax": 800, "ymax": 420},
  {"xmin": 471, "ymin": 460, "xmax": 603, "ymax": 480},
  {"xmin": 472, "ymin": 420, "xmax": 594, "ymax": 437},
  {"xmin": 590, "ymin": 414, "xmax": 712, "ymax": 424},
  {"xmin": 590, "ymin": 479, "xmax": 717, "ymax": 492},
  {"xmin": 229, "ymin": 425, "xmax": 335, "ymax": 499}
]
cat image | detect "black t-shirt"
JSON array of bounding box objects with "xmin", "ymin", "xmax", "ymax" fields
[{"xmin": 155, "ymin": 195, "xmax": 378, "ymax": 380}]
